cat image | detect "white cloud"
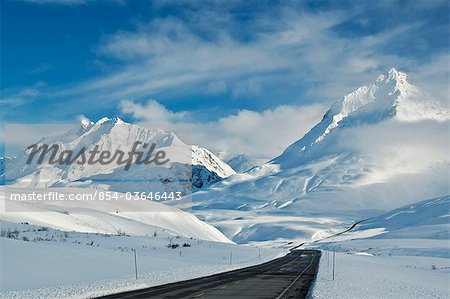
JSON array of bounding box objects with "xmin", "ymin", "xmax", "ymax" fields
[
  {"xmin": 4, "ymin": 124, "xmax": 73, "ymax": 156},
  {"xmin": 120, "ymin": 99, "xmax": 326, "ymax": 158},
  {"xmin": 200, "ymin": 104, "xmax": 327, "ymax": 158},
  {"xmin": 119, "ymin": 99, "xmax": 187, "ymax": 124},
  {"xmin": 334, "ymin": 119, "xmax": 450, "ymax": 181}
]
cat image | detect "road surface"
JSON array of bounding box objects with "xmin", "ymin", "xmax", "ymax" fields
[{"xmin": 97, "ymin": 249, "xmax": 321, "ymax": 299}]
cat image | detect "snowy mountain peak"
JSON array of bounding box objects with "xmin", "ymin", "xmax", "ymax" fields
[
  {"xmin": 333, "ymin": 68, "xmax": 415, "ymax": 122},
  {"xmin": 379, "ymin": 67, "xmax": 410, "ymax": 94},
  {"xmin": 374, "ymin": 67, "xmax": 408, "ymax": 85},
  {"xmin": 80, "ymin": 116, "xmax": 93, "ymax": 129},
  {"xmin": 280, "ymin": 68, "xmax": 449, "ymax": 157},
  {"xmin": 96, "ymin": 117, "xmax": 111, "ymax": 124},
  {"xmin": 95, "ymin": 116, "xmax": 127, "ymax": 125},
  {"xmin": 387, "ymin": 67, "xmax": 407, "ymax": 81},
  {"xmin": 113, "ymin": 116, "xmax": 125, "ymax": 124}
]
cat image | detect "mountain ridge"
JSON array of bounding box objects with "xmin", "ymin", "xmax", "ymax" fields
[{"xmin": 2, "ymin": 118, "xmax": 235, "ymax": 193}]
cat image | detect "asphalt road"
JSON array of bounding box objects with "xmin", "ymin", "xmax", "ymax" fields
[{"xmin": 97, "ymin": 249, "xmax": 321, "ymax": 299}]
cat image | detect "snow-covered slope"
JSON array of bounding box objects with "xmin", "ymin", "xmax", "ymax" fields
[
  {"xmin": 178, "ymin": 68, "xmax": 450, "ymax": 243},
  {"xmin": 0, "ymin": 186, "xmax": 231, "ymax": 243},
  {"xmin": 2, "ymin": 118, "xmax": 235, "ymax": 192},
  {"xmin": 225, "ymin": 153, "xmax": 267, "ymax": 173},
  {"xmin": 215, "ymin": 151, "xmax": 268, "ymax": 173},
  {"xmin": 310, "ymin": 195, "xmax": 450, "ymax": 299},
  {"xmin": 359, "ymin": 195, "xmax": 449, "ymax": 240}
]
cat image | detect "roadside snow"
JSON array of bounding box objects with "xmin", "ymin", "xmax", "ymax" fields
[
  {"xmin": 310, "ymin": 196, "xmax": 450, "ymax": 299},
  {"xmin": 0, "ymin": 221, "xmax": 284, "ymax": 299},
  {"xmin": 312, "ymin": 250, "xmax": 450, "ymax": 299}
]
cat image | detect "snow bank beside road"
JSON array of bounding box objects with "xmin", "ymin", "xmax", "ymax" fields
[
  {"xmin": 311, "ymin": 196, "xmax": 450, "ymax": 299},
  {"xmin": 0, "ymin": 221, "xmax": 283, "ymax": 299},
  {"xmin": 312, "ymin": 251, "xmax": 450, "ymax": 299}
]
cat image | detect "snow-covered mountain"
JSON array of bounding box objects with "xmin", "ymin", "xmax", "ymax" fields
[
  {"xmin": 2, "ymin": 117, "xmax": 235, "ymax": 193},
  {"xmin": 215, "ymin": 152, "xmax": 268, "ymax": 173},
  {"xmin": 180, "ymin": 68, "xmax": 450, "ymax": 243},
  {"xmin": 278, "ymin": 68, "xmax": 447, "ymax": 164}
]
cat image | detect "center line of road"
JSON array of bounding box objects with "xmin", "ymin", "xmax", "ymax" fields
[
  {"xmin": 193, "ymin": 292, "xmax": 205, "ymax": 298},
  {"xmin": 275, "ymin": 252, "xmax": 317, "ymax": 299}
]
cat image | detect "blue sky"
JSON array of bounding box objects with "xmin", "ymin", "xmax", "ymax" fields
[{"xmin": 1, "ymin": 0, "xmax": 449, "ymax": 157}]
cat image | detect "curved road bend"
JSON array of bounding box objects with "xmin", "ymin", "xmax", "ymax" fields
[{"xmin": 97, "ymin": 249, "xmax": 321, "ymax": 299}]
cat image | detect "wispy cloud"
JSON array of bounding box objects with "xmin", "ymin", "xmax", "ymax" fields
[
  {"xmin": 2, "ymin": 0, "xmax": 448, "ymax": 123},
  {"xmin": 29, "ymin": 63, "xmax": 53, "ymax": 74},
  {"xmin": 0, "ymin": 81, "xmax": 47, "ymax": 118},
  {"xmin": 119, "ymin": 99, "xmax": 187, "ymax": 124}
]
